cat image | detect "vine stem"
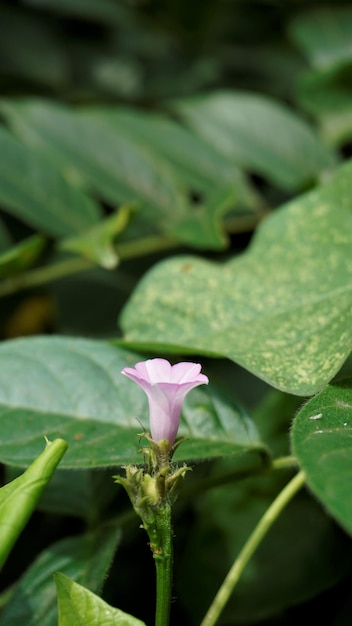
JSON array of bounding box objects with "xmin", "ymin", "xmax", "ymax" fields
[
  {"xmin": 151, "ymin": 503, "xmax": 173, "ymax": 626},
  {"xmin": 199, "ymin": 470, "xmax": 306, "ymax": 626},
  {"xmin": 0, "ymin": 235, "xmax": 178, "ymax": 299},
  {"xmin": 0, "ymin": 212, "xmax": 267, "ymax": 300}
]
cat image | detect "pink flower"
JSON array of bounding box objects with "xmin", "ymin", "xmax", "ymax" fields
[{"xmin": 122, "ymin": 358, "xmax": 209, "ymax": 445}]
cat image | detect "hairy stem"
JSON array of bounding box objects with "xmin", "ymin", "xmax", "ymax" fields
[
  {"xmin": 199, "ymin": 470, "xmax": 306, "ymax": 626},
  {"xmin": 150, "ymin": 503, "xmax": 173, "ymax": 626}
]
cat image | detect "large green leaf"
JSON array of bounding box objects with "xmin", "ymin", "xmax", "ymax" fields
[
  {"xmin": 0, "ymin": 99, "xmax": 190, "ymax": 241},
  {"xmin": 173, "ymin": 90, "xmax": 336, "ymax": 190},
  {"xmin": 82, "ymin": 107, "xmax": 248, "ymax": 195},
  {"xmin": 0, "ymin": 521, "xmax": 121, "ymax": 626},
  {"xmin": 55, "ymin": 574, "xmax": 146, "ymax": 626},
  {"xmin": 119, "ymin": 158, "xmax": 352, "ymax": 395},
  {"xmin": 0, "ymin": 125, "xmax": 101, "ymax": 236},
  {"xmin": 81, "ymin": 106, "xmax": 259, "ymax": 249},
  {"xmin": 0, "ymin": 336, "xmax": 264, "ymax": 468},
  {"xmin": 291, "ymin": 379, "xmax": 352, "ymax": 536},
  {"xmin": 0, "ymin": 438, "xmax": 67, "ymax": 569}
]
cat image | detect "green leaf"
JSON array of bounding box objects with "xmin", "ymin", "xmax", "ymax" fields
[
  {"xmin": 174, "ymin": 90, "xmax": 336, "ymax": 190},
  {"xmin": 174, "ymin": 384, "xmax": 264, "ymax": 463},
  {"xmin": 55, "ymin": 574, "xmax": 146, "ymax": 626},
  {"xmin": 120, "ymin": 158, "xmax": 352, "ymax": 395},
  {"xmin": 0, "ymin": 521, "xmax": 121, "ymax": 626},
  {"xmin": 289, "ymin": 7, "xmax": 352, "ymax": 71},
  {"xmin": 83, "ymin": 107, "xmax": 248, "ymax": 196},
  {"xmin": 0, "ymin": 336, "xmax": 264, "ymax": 468},
  {"xmin": 0, "ymin": 99, "xmax": 190, "ymax": 241},
  {"xmin": 0, "ymin": 125, "xmax": 101, "ymax": 237},
  {"xmin": 169, "ymin": 187, "xmax": 243, "ymax": 249},
  {"xmin": 291, "ymin": 379, "xmax": 352, "ymax": 536},
  {"xmin": 0, "ymin": 438, "xmax": 67, "ymax": 569},
  {"xmin": 178, "ymin": 470, "xmax": 352, "ymax": 624},
  {"xmin": 82, "ymin": 106, "xmax": 258, "ymax": 249},
  {"xmin": 60, "ymin": 206, "xmax": 132, "ymax": 269},
  {"xmin": 0, "ymin": 234, "xmax": 46, "ymax": 279}
]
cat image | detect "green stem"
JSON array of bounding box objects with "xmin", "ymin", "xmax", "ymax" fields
[
  {"xmin": 150, "ymin": 503, "xmax": 173, "ymax": 626},
  {"xmin": 271, "ymin": 455, "xmax": 298, "ymax": 470},
  {"xmin": 0, "ymin": 257, "xmax": 94, "ymax": 297},
  {"xmin": 199, "ymin": 470, "xmax": 306, "ymax": 626},
  {"xmin": 117, "ymin": 234, "xmax": 178, "ymax": 260},
  {"xmin": 0, "ymin": 235, "xmax": 178, "ymax": 299}
]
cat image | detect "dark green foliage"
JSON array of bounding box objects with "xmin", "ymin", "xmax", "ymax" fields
[{"xmin": 0, "ymin": 1, "xmax": 351, "ymax": 625}]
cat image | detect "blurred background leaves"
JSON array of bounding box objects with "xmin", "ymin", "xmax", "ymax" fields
[{"xmin": 1, "ymin": 2, "xmax": 352, "ymax": 626}]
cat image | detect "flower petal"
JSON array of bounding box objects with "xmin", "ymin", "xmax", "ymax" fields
[
  {"xmin": 121, "ymin": 365, "xmax": 152, "ymax": 393},
  {"xmin": 144, "ymin": 358, "xmax": 172, "ymax": 383},
  {"xmin": 170, "ymin": 361, "xmax": 209, "ymax": 384},
  {"xmin": 121, "ymin": 358, "xmax": 208, "ymax": 445}
]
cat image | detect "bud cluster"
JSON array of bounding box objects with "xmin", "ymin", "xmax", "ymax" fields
[
  {"xmin": 115, "ymin": 435, "xmax": 189, "ymax": 520},
  {"xmin": 115, "ymin": 436, "xmax": 190, "ymax": 555}
]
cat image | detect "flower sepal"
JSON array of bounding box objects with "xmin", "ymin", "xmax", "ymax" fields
[
  {"xmin": 114, "ymin": 448, "xmax": 191, "ymax": 539},
  {"xmin": 141, "ymin": 433, "xmax": 188, "ymax": 474},
  {"xmin": 114, "ymin": 457, "xmax": 190, "ymax": 511},
  {"xmin": 165, "ymin": 464, "xmax": 191, "ymax": 504}
]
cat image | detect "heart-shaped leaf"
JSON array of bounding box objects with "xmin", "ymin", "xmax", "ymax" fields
[
  {"xmin": 291, "ymin": 379, "xmax": 352, "ymax": 535},
  {"xmin": 119, "ymin": 158, "xmax": 352, "ymax": 395}
]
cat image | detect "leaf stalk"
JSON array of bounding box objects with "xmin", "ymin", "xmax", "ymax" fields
[{"xmin": 199, "ymin": 470, "xmax": 306, "ymax": 626}]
